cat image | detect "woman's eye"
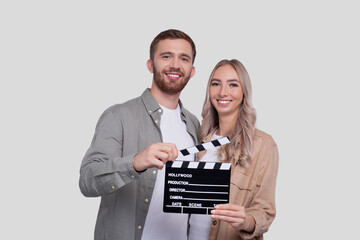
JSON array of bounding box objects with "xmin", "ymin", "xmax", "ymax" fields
[
  {"xmin": 211, "ymin": 82, "xmax": 220, "ymax": 86},
  {"xmin": 230, "ymin": 83, "xmax": 239, "ymax": 87}
]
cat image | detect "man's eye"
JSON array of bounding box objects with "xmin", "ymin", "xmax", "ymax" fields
[
  {"xmin": 162, "ymin": 55, "xmax": 170, "ymax": 59},
  {"xmin": 181, "ymin": 57, "xmax": 189, "ymax": 62}
]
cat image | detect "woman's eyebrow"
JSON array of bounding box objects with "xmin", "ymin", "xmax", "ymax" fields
[{"xmin": 227, "ymin": 79, "xmax": 240, "ymax": 82}]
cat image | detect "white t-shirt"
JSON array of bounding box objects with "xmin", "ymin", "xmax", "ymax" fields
[
  {"xmin": 188, "ymin": 132, "xmax": 222, "ymax": 240},
  {"xmin": 141, "ymin": 104, "xmax": 195, "ymax": 240}
]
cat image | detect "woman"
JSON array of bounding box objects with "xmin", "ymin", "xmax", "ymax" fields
[{"xmin": 189, "ymin": 59, "xmax": 279, "ymax": 240}]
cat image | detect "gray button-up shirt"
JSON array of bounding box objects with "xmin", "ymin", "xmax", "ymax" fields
[{"xmin": 79, "ymin": 89, "xmax": 199, "ymax": 240}]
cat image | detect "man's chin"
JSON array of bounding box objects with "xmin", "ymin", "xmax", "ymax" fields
[
  {"xmin": 155, "ymin": 82, "xmax": 182, "ymax": 93},
  {"xmin": 153, "ymin": 75, "xmax": 189, "ymax": 94},
  {"xmin": 163, "ymin": 87, "xmax": 183, "ymax": 94}
]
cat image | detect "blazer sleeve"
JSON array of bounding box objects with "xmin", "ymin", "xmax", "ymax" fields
[{"xmin": 238, "ymin": 136, "xmax": 279, "ymax": 239}]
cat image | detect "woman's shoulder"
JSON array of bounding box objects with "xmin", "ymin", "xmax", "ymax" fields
[{"xmin": 254, "ymin": 128, "xmax": 277, "ymax": 148}]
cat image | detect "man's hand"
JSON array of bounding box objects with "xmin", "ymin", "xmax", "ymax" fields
[{"xmin": 132, "ymin": 143, "xmax": 178, "ymax": 172}]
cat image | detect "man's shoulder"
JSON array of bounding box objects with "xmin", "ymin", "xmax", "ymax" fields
[{"xmin": 101, "ymin": 95, "xmax": 143, "ymax": 119}]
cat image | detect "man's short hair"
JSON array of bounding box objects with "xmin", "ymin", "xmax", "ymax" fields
[{"xmin": 150, "ymin": 29, "xmax": 196, "ymax": 63}]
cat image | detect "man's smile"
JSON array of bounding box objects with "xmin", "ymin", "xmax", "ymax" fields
[{"xmin": 165, "ymin": 72, "xmax": 182, "ymax": 80}]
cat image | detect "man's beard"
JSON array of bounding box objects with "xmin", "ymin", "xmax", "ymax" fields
[{"xmin": 153, "ymin": 66, "xmax": 191, "ymax": 94}]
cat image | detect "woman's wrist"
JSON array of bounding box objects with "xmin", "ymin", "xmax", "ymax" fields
[{"xmin": 242, "ymin": 214, "xmax": 255, "ymax": 232}]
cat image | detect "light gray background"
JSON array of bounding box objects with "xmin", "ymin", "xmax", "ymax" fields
[{"xmin": 1, "ymin": 0, "xmax": 359, "ymax": 239}]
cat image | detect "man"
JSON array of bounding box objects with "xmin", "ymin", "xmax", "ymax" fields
[{"xmin": 79, "ymin": 29, "xmax": 199, "ymax": 240}]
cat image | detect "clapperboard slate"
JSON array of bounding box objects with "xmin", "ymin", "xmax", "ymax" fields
[{"xmin": 163, "ymin": 136, "xmax": 231, "ymax": 215}]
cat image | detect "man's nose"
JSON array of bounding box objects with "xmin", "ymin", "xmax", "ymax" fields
[{"xmin": 170, "ymin": 58, "xmax": 180, "ymax": 69}]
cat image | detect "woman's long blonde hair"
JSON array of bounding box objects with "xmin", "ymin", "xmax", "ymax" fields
[{"xmin": 199, "ymin": 59, "xmax": 256, "ymax": 165}]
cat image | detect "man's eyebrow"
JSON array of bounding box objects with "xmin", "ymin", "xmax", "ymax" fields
[
  {"xmin": 180, "ymin": 53, "xmax": 192, "ymax": 60},
  {"xmin": 159, "ymin": 52, "xmax": 192, "ymax": 60},
  {"xmin": 159, "ymin": 51, "xmax": 172, "ymax": 56}
]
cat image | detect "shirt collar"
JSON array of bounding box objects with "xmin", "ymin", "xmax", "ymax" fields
[
  {"xmin": 141, "ymin": 88, "xmax": 186, "ymax": 117},
  {"xmin": 141, "ymin": 88, "xmax": 162, "ymax": 115}
]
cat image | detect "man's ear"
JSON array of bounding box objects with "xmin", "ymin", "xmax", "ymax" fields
[
  {"xmin": 190, "ymin": 66, "xmax": 196, "ymax": 78},
  {"xmin": 146, "ymin": 59, "xmax": 154, "ymax": 73}
]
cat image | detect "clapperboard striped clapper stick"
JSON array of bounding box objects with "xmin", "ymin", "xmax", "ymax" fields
[
  {"xmin": 179, "ymin": 136, "xmax": 230, "ymax": 156},
  {"xmin": 164, "ymin": 136, "xmax": 232, "ymax": 215}
]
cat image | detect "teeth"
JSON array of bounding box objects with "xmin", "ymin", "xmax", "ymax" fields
[
  {"xmin": 167, "ymin": 74, "xmax": 180, "ymax": 78},
  {"xmin": 219, "ymin": 100, "xmax": 230, "ymax": 104}
]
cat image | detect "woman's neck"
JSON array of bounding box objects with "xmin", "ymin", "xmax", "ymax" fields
[{"xmin": 217, "ymin": 114, "xmax": 237, "ymax": 137}]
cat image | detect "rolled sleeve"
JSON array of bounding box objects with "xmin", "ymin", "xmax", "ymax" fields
[
  {"xmin": 79, "ymin": 108, "xmax": 141, "ymax": 197},
  {"xmin": 238, "ymin": 142, "xmax": 279, "ymax": 239}
]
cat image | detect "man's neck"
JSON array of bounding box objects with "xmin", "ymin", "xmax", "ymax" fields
[{"xmin": 150, "ymin": 86, "xmax": 180, "ymax": 110}]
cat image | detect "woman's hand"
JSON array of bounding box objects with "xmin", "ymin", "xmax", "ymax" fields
[{"xmin": 211, "ymin": 203, "xmax": 255, "ymax": 232}]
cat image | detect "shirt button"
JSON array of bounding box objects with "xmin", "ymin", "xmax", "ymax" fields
[
  {"xmin": 144, "ymin": 198, "xmax": 149, "ymax": 203},
  {"xmin": 131, "ymin": 175, "xmax": 135, "ymax": 179},
  {"xmin": 158, "ymin": 109, "xmax": 162, "ymax": 113},
  {"xmin": 148, "ymin": 110, "xmax": 152, "ymax": 114},
  {"xmin": 137, "ymin": 225, "xmax": 142, "ymax": 230},
  {"xmin": 154, "ymin": 120, "xmax": 159, "ymax": 124},
  {"xmin": 152, "ymin": 170, "xmax": 157, "ymax": 175},
  {"xmin": 212, "ymin": 220, "xmax": 217, "ymax": 225},
  {"xmin": 111, "ymin": 186, "xmax": 115, "ymax": 189}
]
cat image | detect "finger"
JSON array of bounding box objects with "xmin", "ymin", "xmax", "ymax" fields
[
  {"xmin": 166, "ymin": 148, "xmax": 174, "ymax": 161},
  {"xmin": 211, "ymin": 209, "xmax": 244, "ymax": 219},
  {"xmin": 154, "ymin": 151, "xmax": 170, "ymax": 163},
  {"xmin": 211, "ymin": 213, "xmax": 245, "ymax": 226},
  {"xmin": 211, "ymin": 206, "xmax": 246, "ymax": 219},
  {"xmin": 211, "ymin": 214, "xmax": 244, "ymax": 226},
  {"xmin": 152, "ymin": 159, "xmax": 166, "ymax": 170},
  {"xmin": 170, "ymin": 144, "xmax": 178, "ymax": 161},
  {"xmin": 157, "ymin": 143, "xmax": 178, "ymax": 161},
  {"xmin": 215, "ymin": 203, "xmax": 243, "ymax": 210}
]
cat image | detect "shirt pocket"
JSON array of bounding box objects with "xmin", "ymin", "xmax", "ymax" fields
[{"xmin": 229, "ymin": 170, "xmax": 257, "ymax": 208}]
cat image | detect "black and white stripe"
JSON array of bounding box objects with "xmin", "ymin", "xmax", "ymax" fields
[
  {"xmin": 166, "ymin": 160, "xmax": 231, "ymax": 170},
  {"xmin": 179, "ymin": 136, "xmax": 230, "ymax": 156}
]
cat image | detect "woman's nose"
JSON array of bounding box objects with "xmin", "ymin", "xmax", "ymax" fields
[{"xmin": 219, "ymin": 86, "xmax": 229, "ymax": 97}]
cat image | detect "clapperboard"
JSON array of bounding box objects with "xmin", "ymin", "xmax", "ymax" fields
[{"xmin": 163, "ymin": 137, "xmax": 231, "ymax": 215}]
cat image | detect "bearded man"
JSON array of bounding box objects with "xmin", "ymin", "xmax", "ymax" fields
[{"xmin": 79, "ymin": 29, "xmax": 199, "ymax": 240}]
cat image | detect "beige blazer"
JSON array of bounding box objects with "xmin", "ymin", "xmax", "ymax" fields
[{"xmin": 197, "ymin": 129, "xmax": 279, "ymax": 240}]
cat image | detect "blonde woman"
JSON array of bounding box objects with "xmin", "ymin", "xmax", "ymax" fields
[{"xmin": 189, "ymin": 59, "xmax": 279, "ymax": 240}]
